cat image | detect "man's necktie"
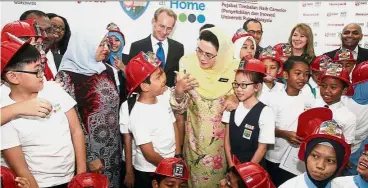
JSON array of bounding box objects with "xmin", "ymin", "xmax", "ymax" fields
[{"xmin": 156, "ymin": 42, "xmax": 166, "ymax": 68}]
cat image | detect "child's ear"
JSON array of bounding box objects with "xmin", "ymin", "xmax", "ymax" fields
[
  {"xmin": 140, "ymin": 82, "xmax": 150, "ymax": 92},
  {"xmin": 283, "ymin": 71, "xmax": 289, "ymax": 80},
  {"xmin": 152, "ymin": 180, "xmax": 159, "ymax": 188},
  {"xmin": 342, "ymin": 87, "xmax": 348, "ymax": 95},
  {"xmin": 254, "ymin": 83, "xmax": 262, "ymax": 92},
  {"xmin": 5, "ymin": 71, "xmax": 20, "ymax": 85}
]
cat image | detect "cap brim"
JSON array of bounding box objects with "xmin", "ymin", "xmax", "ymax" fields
[{"xmin": 297, "ymin": 107, "xmax": 333, "ymax": 138}]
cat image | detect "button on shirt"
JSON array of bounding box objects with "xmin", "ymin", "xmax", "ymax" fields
[{"xmin": 151, "ymin": 35, "xmax": 168, "ymax": 62}]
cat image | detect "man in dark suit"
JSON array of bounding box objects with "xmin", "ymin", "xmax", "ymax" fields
[
  {"xmin": 243, "ymin": 19, "xmax": 264, "ymax": 58},
  {"xmin": 129, "ymin": 7, "xmax": 184, "ymax": 87},
  {"xmin": 324, "ymin": 23, "xmax": 368, "ymax": 65}
]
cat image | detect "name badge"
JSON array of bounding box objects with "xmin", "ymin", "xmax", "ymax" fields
[
  {"xmin": 218, "ymin": 78, "xmax": 229, "ymax": 83},
  {"xmin": 243, "ymin": 129, "xmax": 252, "ymax": 140},
  {"xmin": 244, "ymin": 124, "xmax": 254, "ymax": 130}
]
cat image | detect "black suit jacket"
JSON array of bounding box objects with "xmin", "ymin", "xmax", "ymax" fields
[
  {"xmin": 255, "ymin": 45, "xmax": 263, "ymax": 59},
  {"xmin": 324, "ymin": 46, "xmax": 368, "ymax": 65},
  {"xmin": 129, "ymin": 35, "xmax": 184, "ymax": 87}
]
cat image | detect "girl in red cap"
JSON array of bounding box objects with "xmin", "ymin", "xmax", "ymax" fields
[{"xmin": 222, "ymin": 58, "xmax": 275, "ymax": 168}]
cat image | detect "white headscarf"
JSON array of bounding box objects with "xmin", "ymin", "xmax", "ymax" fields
[
  {"xmin": 233, "ymin": 35, "xmax": 257, "ymax": 60},
  {"xmin": 59, "ymin": 28, "xmax": 108, "ymax": 76}
]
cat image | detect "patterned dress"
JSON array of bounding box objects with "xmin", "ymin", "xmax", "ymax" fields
[
  {"xmin": 183, "ymin": 90, "xmax": 230, "ymax": 188},
  {"xmin": 56, "ymin": 65, "xmax": 122, "ymax": 188}
]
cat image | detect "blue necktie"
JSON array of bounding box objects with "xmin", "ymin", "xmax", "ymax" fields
[{"xmin": 156, "ymin": 42, "xmax": 166, "ymax": 68}]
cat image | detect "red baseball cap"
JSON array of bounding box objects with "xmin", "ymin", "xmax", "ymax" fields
[
  {"xmin": 310, "ymin": 55, "xmax": 333, "ymax": 72},
  {"xmin": 0, "ymin": 166, "xmax": 17, "ymax": 188},
  {"xmin": 1, "ymin": 35, "xmax": 32, "ymax": 74},
  {"xmin": 232, "ymin": 28, "xmax": 253, "ymax": 43},
  {"xmin": 333, "ymin": 48, "xmax": 356, "ymax": 63},
  {"xmin": 351, "ymin": 60, "xmax": 368, "ymax": 86},
  {"xmin": 236, "ymin": 58, "xmax": 266, "ymax": 75},
  {"xmin": 155, "ymin": 158, "xmax": 189, "ymax": 181},
  {"xmin": 319, "ymin": 63, "xmax": 354, "ymax": 96},
  {"xmin": 68, "ymin": 173, "xmax": 108, "ymax": 188},
  {"xmin": 233, "ymin": 155, "xmax": 275, "ymax": 188},
  {"xmin": 298, "ymin": 120, "xmax": 351, "ymax": 170},
  {"xmin": 296, "ymin": 107, "xmax": 333, "ymax": 139},
  {"xmin": 125, "ymin": 51, "xmax": 162, "ymax": 96}
]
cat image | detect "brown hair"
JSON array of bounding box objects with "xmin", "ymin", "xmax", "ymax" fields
[
  {"xmin": 154, "ymin": 7, "xmax": 177, "ymax": 24},
  {"xmin": 288, "ymin": 23, "xmax": 315, "ymax": 58}
]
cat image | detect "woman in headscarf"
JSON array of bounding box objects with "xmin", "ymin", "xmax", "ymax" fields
[
  {"xmin": 232, "ymin": 28, "xmax": 257, "ymax": 60},
  {"xmin": 171, "ymin": 27, "xmax": 239, "ymax": 187},
  {"xmin": 56, "ymin": 28, "xmax": 121, "ymax": 188}
]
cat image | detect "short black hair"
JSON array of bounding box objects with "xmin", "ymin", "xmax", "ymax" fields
[
  {"xmin": 227, "ymin": 166, "xmax": 248, "ymax": 188},
  {"xmin": 47, "ymin": 13, "xmax": 71, "ymax": 55},
  {"xmin": 153, "ymin": 174, "xmax": 166, "ymax": 185},
  {"xmin": 199, "ymin": 24, "xmax": 215, "ymax": 32},
  {"xmin": 133, "ymin": 76, "xmax": 151, "ymax": 94},
  {"xmin": 283, "ymin": 56, "xmax": 310, "ymax": 73},
  {"xmin": 3, "ymin": 44, "xmax": 40, "ymax": 78},
  {"xmin": 20, "ymin": 10, "xmax": 47, "ymax": 20},
  {"xmin": 243, "ymin": 19, "xmax": 263, "ymax": 32},
  {"xmin": 199, "ymin": 30, "xmax": 219, "ymax": 51}
]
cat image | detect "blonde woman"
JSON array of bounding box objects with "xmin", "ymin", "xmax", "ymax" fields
[{"xmin": 288, "ymin": 23, "xmax": 315, "ymax": 64}]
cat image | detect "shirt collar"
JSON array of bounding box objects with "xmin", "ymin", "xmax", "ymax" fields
[
  {"xmin": 354, "ymin": 174, "xmax": 368, "ymax": 187},
  {"xmin": 304, "ymin": 173, "xmax": 332, "ymax": 188},
  {"xmin": 341, "ymin": 45, "xmax": 359, "ymax": 54},
  {"xmin": 151, "ymin": 34, "xmax": 168, "ymax": 46}
]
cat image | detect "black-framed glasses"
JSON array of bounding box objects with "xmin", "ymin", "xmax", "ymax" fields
[
  {"xmin": 232, "ymin": 82, "xmax": 256, "ymax": 89},
  {"xmin": 196, "ymin": 47, "xmax": 217, "ymax": 60},
  {"xmin": 11, "ymin": 69, "xmax": 44, "ymax": 78},
  {"xmin": 247, "ymin": 30, "xmax": 263, "ymax": 36}
]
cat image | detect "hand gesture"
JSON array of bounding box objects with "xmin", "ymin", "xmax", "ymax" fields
[
  {"xmin": 88, "ymin": 159, "xmax": 104, "ymax": 173},
  {"xmin": 113, "ymin": 56, "xmax": 126, "ymax": 73},
  {"xmin": 284, "ymin": 131, "xmax": 303, "ymax": 145},
  {"xmin": 174, "ymin": 71, "xmax": 198, "ymax": 95},
  {"xmin": 15, "ymin": 177, "xmax": 31, "ymax": 188}
]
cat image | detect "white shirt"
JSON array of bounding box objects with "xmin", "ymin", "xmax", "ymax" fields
[
  {"xmin": 151, "ymin": 35, "xmax": 168, "ymax": 62},
  {"xmin": 46, "ymin": 51, "xmax": 57, "ymax": 76},
  {"xmin": 129, "ymin": 90, "xmax": 176, "ymax": 172},
  {"xmin": 279, "ymin": 173, "xmax": 309, "ymax": 188},
  {"xmin": 331, "ymin": 176, "xmax": 357, "ymax": 188},
  {"xmin": 308, "ymin": 78, "xmax": 322, "ymax": 100},
  {"xmin": 341, "ymin": 96, "xmax": 368, "ymax": 152},
  {"xmin": 1, "ymin": 81, "xmax": 76, "ymax": 187},
  {"xmin": 258, "ymin": 82, "xmax": 284, "ymax": 104},
  {"xmin": 312, "ymin": 99, "xmax": 356, "ymax": 144},
  {"xmin": 263, "ymin": 89, "xmax": 315, "ymax": 163},
  {"xmin": 222, "ymin": 103, "xmax": 275, "ymax": 144},
  {"xmin": 1, "ymin": 84, "xmax": 11, "ymax": 99},
  {"xmin": 119, "ymin": 99, "xmax": 137, "ymax": 165}
]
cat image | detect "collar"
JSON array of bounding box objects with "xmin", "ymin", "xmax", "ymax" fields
[
  {"xmin": 150, "ymin": 34, "xmax": 168, "ymax": 46},
  {"xmin": 354, "ymin": 174, "xmax": 368, "ymax": 187},
  {"xmin": 309, "ymin": 78, "xmax": 319, "ymax": 89},
  {"xmin": 341, "ymin": 45, "xmax": 359, "ymax": 54},
  {"xmin": 304, "ymin": 173, "xmax": 332, "ymax": 188}
]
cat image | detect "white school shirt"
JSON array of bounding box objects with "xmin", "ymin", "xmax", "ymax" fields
[
  {"xmin": 263, "ymin": 89, "xmax": 314, "ymax": 163},
  {"xmin": 151, "ymin": 35, "xmax": 168, "ymax": 61},
  {"xmin": 341, "ymin": 96, "xmax": 368, "ymax": 153},
  {"xmin": 331, "ymin": 176, "xmax": 357, "ymax": 188},
  {"xmin": 222, "ymin": 103, "xmax": 275, "ymax": 144},
  {"xmin": 257, "ymin": 82, "xmax": 284, "ymax": 104},
  {"xmin": 119, "ymin": 100, "xmax": 137, "ymax": 165},
  {"xmin": 129, "ymin": 89, "xmax": 176, "ymax": 172},
  {"xmin": 1, "ymin": 81, "xmax": 76, "ymax": 187},
  {"xmin": 46, "ymin": 51, "xmax": 57, "ymax": 76},
  {"xmin": 309, "ymin": 78, "xmax": 322, "ymax": 100},
  {"xmin": 312, "ymin": 99, "xmax": 356, "ymax": 145}
]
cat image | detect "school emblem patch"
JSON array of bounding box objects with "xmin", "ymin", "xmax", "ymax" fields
[{"xmin": 120, "ymin": 1, "xmax": 150, "ymax": 20}]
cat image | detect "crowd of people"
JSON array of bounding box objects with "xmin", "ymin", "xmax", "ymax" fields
[{"xmin": 1, "ymin": 6, "xmax": 368, "ymax": 188}]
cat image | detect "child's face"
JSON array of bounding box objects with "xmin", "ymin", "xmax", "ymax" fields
[
  {"xmin": 239, "ymin": 39, "xmax": 255, "ymax": 59},
  {"xmin": 311, "ymin": 70, "xmax": 322, "ymax": 85},
  {"xmin": 306, "ymin": 144, "xmax": 337, "ymax": 181},
  {"xmin": 233, "ymin": 72, "xmax": 259, "ymax": 102},
  {"xmin": 357, "ymin": 151, "xmax": 368, "ymax": 178},
  {"xmin": 320, "ymin": 77, "xmax": 346, "ymax": 105},
  {"xmin": 262, "ymin": 59, "xmax": 280, "ymax": 82},
  {"xmin": 7, "ymin": 59, "xmax": 44, "ymax": 92},
  {"xmin": 152, "ymin": 177, "xmax": 188, "ymax": 188},
  {"xmin": 285, "ymin": 62, "xmax": 310, "ymax": 90},
  {"xmin": 338, "ymin": 60, "xmax": 355, "ymax": 74},
  {"xmin": 146, "ymin": 67, "xmax": 167, "ymax": 96}
]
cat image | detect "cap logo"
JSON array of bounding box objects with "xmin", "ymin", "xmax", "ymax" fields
[
  {"xmin": 260, "ymin": 46, "xmax": 276, "ymax": 58},
  {"xmin": 172, "ymin": 162, "xmax": 185, "ymax": 178},
  {"xmin": 319, "ymin": 57, "xmax": 333, "ymax": 71},
  {"xmin": 338, "ymin": 48, "xmax": 353, "ymax": 60},
  {"xmin": 143, "ymin": 51, "xmax": 159, "ymax": 67},
  {"xmin": 238, "ymin": 59, "xmax": 246, "ymax": 70},
  {"xmin": 282, "ymin": 44, "xmax": 292, "ymax": 56},
  {"xmin": 325, "ymin": 63, "xmax": 343, "ymax": 77},
  {"xmin": 106, "ymin": 22, "xmax": 120, "ymax": 31},
  {"xmin": 245, "ymin": 176, "xmax": 254, "ymax": 183},
  {"xmin": 318, "ymin": 120, "xmax": 343, "ymax": 139}
]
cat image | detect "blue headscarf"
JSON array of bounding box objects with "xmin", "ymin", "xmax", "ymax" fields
[
  {"xmin": 107, "ymin": 31, "xmax": 125, "ymax": 66},
  {"xmin": 352, "ymin": 81, "xmax": 368, "ymax": 105}
]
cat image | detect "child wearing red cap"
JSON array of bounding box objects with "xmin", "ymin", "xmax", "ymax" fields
[
  {"xmin": 280, "ymin": 120, "xmax": 351, "ymax": 188},
  {"xmin": 333, "ymin": 48, "xmax": 357, "ymax": 77},
  {"xmin": 308, "ymin": 55, "xmax": 333, "ymax": 99},
  {"xmin": 257, "ymin": 46, "xmax": 285, "ymax": 103},
  {"xmin": 332, "ymin": 144, "xmax": 368, "ymax": 187},
  {"xmin": 222, "ymin": 58, "xmax": 275, "ymax": 167},
  {"xmin": 311, "ymin": 63, "xmax": 356, "ymax": 146},
  {"xmin": 152, "ymin": 158, "xmax": 189, "ymax": 188}
]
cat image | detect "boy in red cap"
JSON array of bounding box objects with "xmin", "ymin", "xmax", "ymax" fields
[
  {"xmin": 123, "ymin": 51, "xmax": 188, "ymax": 188},
  {"xmin": 152, "ymin": 158, "xmax": 189, "ymax": 188},
  {"xmin": 332, "ymin": 144, "xmax": 368, "ymax": 187},
  {"xmin": 257, "ymin": 46, "xmax": 285, "ymax": 103},
  {"xmin": 280, "ymin": 120, "xmax": 351, "ymax": 187},
  {"xmin": 333, "ymin": 48, "xmax": 356, "ymax": 77},
  {"xmin": 312, "ymin": 63, "xmax": 356, "ymax": 146},
  {"xmin": 1, "ymin": 40, "xmax": 86, "ymax": 187},
  {"xmin": 308, "ymin": 55, "xmax": 333, "ymax": 99},
  {"xmin": 222, "ymin": 58, "xmax": 275, "ymax": 167}
]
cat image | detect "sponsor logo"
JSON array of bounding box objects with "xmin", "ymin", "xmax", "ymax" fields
[
  {"xmin": 302, "ymin": 2, "xmax": 313, "ymax": 7},
  {"xmin": 303, "ymin": 13, "xmax": 319, "ymax": 16},
  {"xmin": 327, "ymin": 23, "xmax": 344, "ymax": 27},
  {"xmin": 329, "ymin": 2, "xmax": 346, "ymax": 6},
  {"xmin": 327, "ymin": 12, "xmax": 338, "ymax": 17},
  {"xmin": 77, "ymin": 0, "xmax": 106, "ymax": 3},
  {"xmin": 325, "ymin": 32, "xmax": 337, "ymax": 37},
  {"xmin": 315, "ymin": 1, "xmax": 321, "ymax": 7},
  {"xmin": 340, "ymin": 12, "xmax": 347, "ymax": 18},
  {"xmin": 325, "ymin": 43, "xmax": 341, "ymax": 47},
  {"xmin": 171, "ymin": 1, "xmax": 206, "ymax": 23},
  {"xmin": 357, "ymin": 23, "xmax": 365, "ymax": 27},
  {"xmin": 120, "ymin": 1, "xmax": 150, "ymax": 20},
  {"xmin": 356, "ymin": 13, "xmax": 368, "ymax": 16},
  {"xmin": 14, "ymin": 1, "xmax": 36, "ymax": 5},
  {"xmin": 338, "ymin": 32, "xmax": 342, "ymax": 37},
  {"xmin": 314, "ymin": 41, "xmax": 318, "ymax": 47},
  {"xmin": 355, "ymin": 1, "xmax": 367, "ymax": 6}
]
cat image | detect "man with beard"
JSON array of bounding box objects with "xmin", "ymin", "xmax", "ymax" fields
[{"xmin": 324, "ymin": 23, "xmax": 368, "ymax": 65}]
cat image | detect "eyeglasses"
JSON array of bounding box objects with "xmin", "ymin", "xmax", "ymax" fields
[
  {"xmin": 232, "ymin": 82, "xmax": 256, "ymax": 89},
  {"xmin": 196, "ymin": 47, "xmax": 217, "ymax": 60},
  {"xmin": 247, "ymin": 30, "xmax": 263, "ymax": 36},
  {"xmin": 11, "ymin": 68, "xmax": 44, "ymax": 78},
  {"xmin": 51, "ymin": 23, "xmax": 65, "ymax": 32}
]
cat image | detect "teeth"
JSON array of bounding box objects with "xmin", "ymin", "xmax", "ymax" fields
[{"xmin": 360, "ymin": 162, "xmax": 368, "ymax": 168}]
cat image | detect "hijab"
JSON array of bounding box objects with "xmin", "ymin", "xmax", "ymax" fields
[
  {"xmin": 179, "ymin": 27, "xmax": 239, "ymax": 100},
  {"xmin": 304, "ymin": 138, "xmax": 346, "ymax": 188},
  {"xmin": 233, "ymin": 35, "xmax": 256, "ymax": 60},
  {"xmin": 59, "ymin": 28, "xmax": 108, "ymax": 76},
  {"xmin": 107, "ymin": 31, "xmax": 125, "ymax": 66}
]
